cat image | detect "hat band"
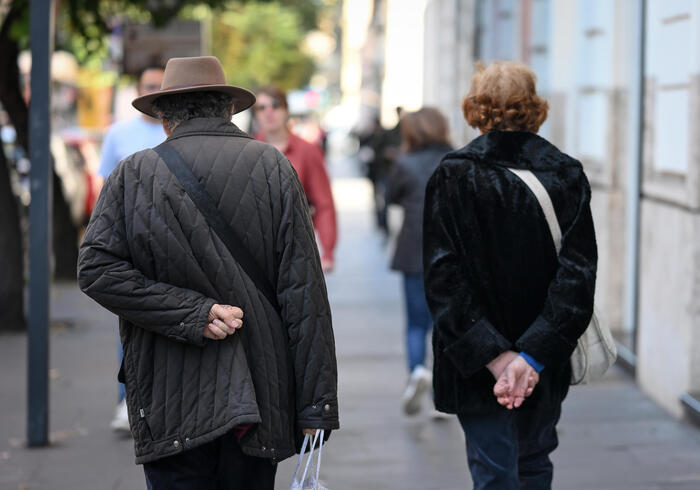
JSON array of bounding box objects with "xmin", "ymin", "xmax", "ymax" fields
[{"xmin": 160, "ymin": 82, "xmax": 226, "ymax": 91}]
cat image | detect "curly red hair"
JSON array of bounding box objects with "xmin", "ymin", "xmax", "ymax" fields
[{"xmin": 462, "ymin": 61, "xmax": 548, "ymax": 133}]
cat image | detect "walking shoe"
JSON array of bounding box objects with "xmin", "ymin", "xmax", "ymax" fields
[
  {"xmin": 401, "ymin": 365, "xmax": 432, "ymax": 415},
  {"xmin": 110, "ymin": 399, "xmax": 131, "ymax": 435}
]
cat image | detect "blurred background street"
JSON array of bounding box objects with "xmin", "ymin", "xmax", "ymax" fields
[
  {"xmin": 2, "ymin": 167, "xmax": 700, "ymax": 489},
  {"xmin": 2, "ymin": 0, "xmax": 700, "ymax": 488}
]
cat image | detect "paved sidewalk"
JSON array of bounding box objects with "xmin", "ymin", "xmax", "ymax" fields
[{"xmin": 2, "ymin": 177, "xmax": 700, "ymax": 489}]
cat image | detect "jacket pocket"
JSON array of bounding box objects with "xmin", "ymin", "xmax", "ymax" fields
[
  {"xmin": 134, "ymin": 408, "xmax": 155, "ymax": 441},
  {"xmin": 122, "ymin": 332, "xmax": 155, "ymax": 443}
]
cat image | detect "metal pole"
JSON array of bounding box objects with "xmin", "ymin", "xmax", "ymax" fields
[
  {"xmin": 27, "ymin": 0, "xmax": 54, "ymax": 447},
  {"xmin": 622, "ymin": 0, "xmax": 646, "ymax": 361}
]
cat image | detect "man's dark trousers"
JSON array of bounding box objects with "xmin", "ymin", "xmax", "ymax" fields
[
  {"xmin": 458, "ymin": 405, "xmax": 561, "ymax": 490},
  {"xmin": 143, "ymin": 430, "xmax": 277, "ymax": 490}
]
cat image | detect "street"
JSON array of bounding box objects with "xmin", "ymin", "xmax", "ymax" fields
[{"xmin": 1, "ymin": 172, "xmax": 700, "ymax": 490}]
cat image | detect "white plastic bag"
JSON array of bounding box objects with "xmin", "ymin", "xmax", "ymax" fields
[{"xmin": 289, "ymin": 430, "xmax": 329, "ymax": 490}]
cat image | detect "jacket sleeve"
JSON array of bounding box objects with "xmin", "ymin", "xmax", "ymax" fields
[
  {"xmin": 275, "ymin": 155, "xmax": 339, "ymax": 431},
  {"xmin": 305, "ymin": 146, "xmax": 337, "ymax": 262},
  {"xmin": 515, "ymin": 171, "xmax": 597, "ymax": 367},
  {"xmin": 77, "ymin": 171, "xmax": 216, "ymax": 347},
  {"xmin": 423, "ymin": 163, "xmax": 513, "ymax": 380}
]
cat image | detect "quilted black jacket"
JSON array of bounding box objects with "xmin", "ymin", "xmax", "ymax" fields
[
  {"xmin": 78, "ymin": 118, "xmax": 339, "ymax": 464},
  {"xmin": 423, "ymin": 131, "xmax": 597, "ymax": 415}
]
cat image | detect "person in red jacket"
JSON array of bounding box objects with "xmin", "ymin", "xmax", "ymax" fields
[{"xmin": 254, "ymin": 85, "xmax": 337, "ymax": 272}]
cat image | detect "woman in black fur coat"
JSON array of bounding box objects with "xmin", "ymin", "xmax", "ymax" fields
[{"xmin": 423, "ymin": 61, "xmax": 597, "ymax": 490}]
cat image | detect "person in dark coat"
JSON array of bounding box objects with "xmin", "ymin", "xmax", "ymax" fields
[
  {"xmin": 387, "ymin": 107, "xmax": 452, "ymax": 416},
  {"xmin": 423, "ymin": 61, "xmax": 597, "ymax": 489},
  {"xmin": 367, "ymin": 106, "xmax": 403, "ymax": 235},
  {"xmin": 77, "ymin": 56, "xmax": 339, "ymax": 490},
  {"xmin": 356, "ymin": 116, "xmax": 388, "ymax": 232}
]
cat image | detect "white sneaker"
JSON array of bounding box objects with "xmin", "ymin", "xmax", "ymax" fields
[
  {"xmin": 110, "ymin": 399, "xmax": 131, "ymax": 435},
  {"xmin": 401, "ymin": 365, "xmax": 432, "ymax": 416}
]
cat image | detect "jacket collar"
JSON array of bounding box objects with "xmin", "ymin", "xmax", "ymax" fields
[
  {"xmin": 166, "ymin": 117, "xmax": 252, "ymax": 142},
  {"xmin": 453, "ymin": 130, "xmax": 569, "ymax": 170}
]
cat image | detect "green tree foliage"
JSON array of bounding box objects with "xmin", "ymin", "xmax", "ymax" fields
[{"xmin": 211, "ymin": 2, "xmax": 315, "ymax": 91}]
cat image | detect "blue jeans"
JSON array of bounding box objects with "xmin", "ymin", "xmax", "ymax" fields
[
  {"xmin": 403, "ymin": 274, "xmax": 432, "ymax": 372},
  {"xmin": 458, "ymin": 406, "xmax": 561, "ymax": 490}
]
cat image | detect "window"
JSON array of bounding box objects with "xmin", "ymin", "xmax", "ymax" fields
[
  {"xmin": 574, "ymin": 0, "xmax": 614, "ymax": 168},
  {"xmin": 528, "ymin": 0, "xmax": 551, "ymax": 92},
  {"xmin": 645, "ymin": 0, "xmax": 693, "ymax": 175},
  {"xmin": 523, "ymin": 0, "xmax": 551, "ymax": 138},
  {"xmin": 576, "ymin": 91, "xmax": 609, "ymax": 163},
  {"xmin": 474, "ymin": 0, "xmax": 517, "ymax": 62}
]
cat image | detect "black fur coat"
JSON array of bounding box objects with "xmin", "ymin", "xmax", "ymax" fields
[{"xmin": 423, "ymin": 131, "xmax": 597, "ymax": 415}]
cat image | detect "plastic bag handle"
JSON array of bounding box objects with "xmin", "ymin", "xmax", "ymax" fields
[
  {"xmin": 291, "ymin": 433, "xmax": 312, "ymax": 485},
  {"xmin": 299, "ymin": 430, "xmax": 320, "ymax": 486},
  {"xmin": 315, "ymin": 429, "xmax": 325, "ymax": 484}
]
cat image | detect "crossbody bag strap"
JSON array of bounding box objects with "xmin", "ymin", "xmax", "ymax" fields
[
  {"xmin": 153, "ymin": 142, "xmax": 281, "ymax": 314},
  {"xmin": 505, "ymin": 167, "xmax": 562, "ymax": 255}
]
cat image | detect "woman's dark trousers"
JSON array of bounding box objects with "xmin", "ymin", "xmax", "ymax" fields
[
  {"xmin": 143, "ymin": 430, "xmax": 277, "ymax": 490},
  {"xmin": 458, "ymin": 405, "xmax": 561, "ymax": 490}
]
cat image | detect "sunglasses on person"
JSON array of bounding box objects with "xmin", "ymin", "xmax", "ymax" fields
[
  {"xmin": 140, "ymin": 83, "xmax": 162, "ymax": 92},
  {"xmin": 254, "ymin": 100, "xmax": 283, "ymax": 112}
]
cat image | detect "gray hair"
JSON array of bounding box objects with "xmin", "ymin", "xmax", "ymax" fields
[{"xmin": 151, "ymin": 91, "xmax": 235, "ymax": 132}]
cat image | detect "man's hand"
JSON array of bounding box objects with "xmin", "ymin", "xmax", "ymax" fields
[
  {"xmin": 493, "ymin": 356, "xmax": 539, "ymax": 410},
  {"xmin": 302, "ymin": 428, "xmax": 319, "ymax": 438},
  {"xmin": 204, "ymin": 304, "xmax": 244, "ymax": 340}
]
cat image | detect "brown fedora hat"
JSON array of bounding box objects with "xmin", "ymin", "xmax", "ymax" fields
[{"xmin": 132, "ymin": 56, "xmax": 256, "ymax": 118}]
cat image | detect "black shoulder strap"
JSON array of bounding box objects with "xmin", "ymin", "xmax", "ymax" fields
[{"xmin": 154, "ymin": 142, "xmax": 280, "ymax": 314}]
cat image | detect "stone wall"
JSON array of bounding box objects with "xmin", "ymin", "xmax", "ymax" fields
[{"xmin": 637, "ymin": 199, "xmax": 697, "ymax": 417}]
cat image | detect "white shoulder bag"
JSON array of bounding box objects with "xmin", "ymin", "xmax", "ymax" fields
[{"xmin": 506, "ymin": 168, "xmax": 617, "ymax": 385}]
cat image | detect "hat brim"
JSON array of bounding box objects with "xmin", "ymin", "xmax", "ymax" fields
[{"xmin": 132, "ymin": 84, "xmax": 256, "ymax": 118}]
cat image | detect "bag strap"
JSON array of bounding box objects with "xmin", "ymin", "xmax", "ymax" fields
[
  {"xmin": 315, "ymin": 429, "xmax": 324, "ymax": 484},
  {"xmin": 291, "ymin": 433, "xmax": 312, "ymax": 485},
  {"xmin": 153, "ymin": 142, "xmax": 281, "ymax": 314},
  {"xmin": 300, "ymin": 430, "xmax": 320, "ymax": 486},
  {"xmin": 505, "ymin": 167, "xmax": 562, "ymax": 254}
]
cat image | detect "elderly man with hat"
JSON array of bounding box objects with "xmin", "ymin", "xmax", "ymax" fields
[{"xmin": 77, "ymin": 56, "xmax": 339, "ymax": 489}]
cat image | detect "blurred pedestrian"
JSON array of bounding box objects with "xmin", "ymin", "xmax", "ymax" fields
[
  {"xmin": 372, "ymin": 106, "xmax": 403, "ymax": 235},
  {"xmin": 78, "ymin": 56, "xmax": 339, "ymax": 489},
  {"xmin": 96, "ymin": 64, "xmax": 166, "ymax": 434},
  {"xmin": 423, "ymin": 61, "xmax": 597, "ymax": 489},
  {"xmin": 356, "ymin": 115, "xmax": 389, "ymax": 233},
  {"xmin": 382, "ymin": 106, "xmax": 403, "ymax": 161},
  {"xmin": 387, "ymin": 107, "xmax": 452, "ymax": 416},
  {"xmin": 254, "ymin": 85, "xmax": 337, "ymax": 272},
  {"xmin": 293, "ymin": 113, "xmax": 327, "ymax": 154},
  {"xmin": 98, "ymin": 66, "xmax": 166, "ymax": 181}
]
